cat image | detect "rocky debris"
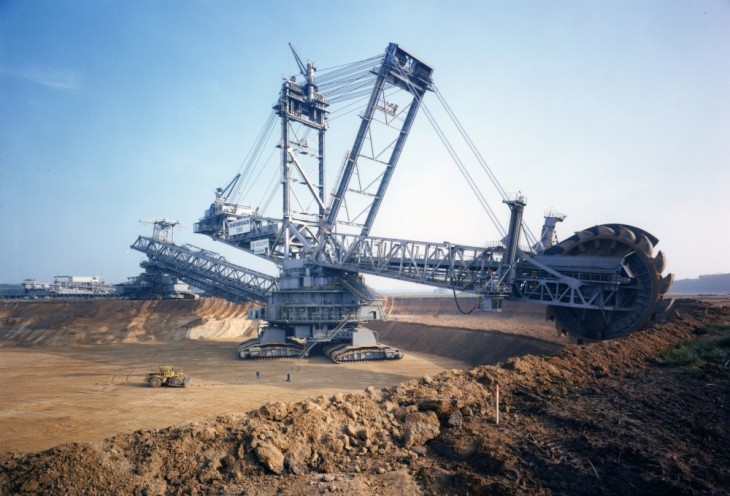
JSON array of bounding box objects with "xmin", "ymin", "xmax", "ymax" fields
[
  {"xmin": 1, "ymin": 299, "xmax": 728, "ymax": 495},
  {"xmin": 402, "ymin": 411, "xmax": 440, "ymax": 448},
  {"xmin": 255, "ymin": 443, "xmax": 285, "ymax": 475}
]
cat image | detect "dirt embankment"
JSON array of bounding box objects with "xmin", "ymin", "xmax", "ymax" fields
[
  {"xmin": 385, "ymin": 296, "xmax": 560, "ymax": 343},
  {"xmin": 1, "ymin": 299, "xmax": 728, "ymax": 495},
  {"xmin": 372, "ymin": 321, "xmax": 561, "ymax": 366},
  {"xmin": 0, "ymin": 299, "xmax": 257, "ymax": 346},
  {"xmin": 0, "ymin": 296, "xmax": 555, "ymax": 349}
]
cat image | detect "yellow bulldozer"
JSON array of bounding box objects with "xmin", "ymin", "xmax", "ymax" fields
[{"xmin": 146, "ymin": 365, "xmax": 190, "ymax": 388}]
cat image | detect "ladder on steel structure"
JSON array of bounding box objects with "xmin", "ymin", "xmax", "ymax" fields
[{"xmin": 299, "ymin": 318, "xmax": 353, "ymax": 358}]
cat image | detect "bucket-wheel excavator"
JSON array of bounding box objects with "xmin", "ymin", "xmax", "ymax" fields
[{"xmin": 132, "ymin": 42, "xmax": 672, "ymax": 361}]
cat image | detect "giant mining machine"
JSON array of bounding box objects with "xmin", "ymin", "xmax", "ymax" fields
[{"xmin": 132, "ymin": 43, "xmax": 673, "ymax": 362}]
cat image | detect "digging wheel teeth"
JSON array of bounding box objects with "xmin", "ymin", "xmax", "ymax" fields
[{"xmin": 545, "ymin": 224, "xmax": 673, "ymax": 342}]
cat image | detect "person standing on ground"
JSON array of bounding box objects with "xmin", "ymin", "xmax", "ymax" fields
[{"xmin": 286, "ymin": 372, "xmax": 291, "ymax": 382}]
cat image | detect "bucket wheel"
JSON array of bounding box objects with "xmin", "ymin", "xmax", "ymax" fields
[{"xmin": 544, "ymin": 224, "xmax": 673, "ymax": 342}]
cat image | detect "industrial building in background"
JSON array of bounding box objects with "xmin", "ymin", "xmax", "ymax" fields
[
  {"xmin": 132, "ymin": 42, "xmax": 673, "ymax": 361},
  {"xmin": 21, "ymin": 276, "xmax": 117, "ymax": 298}
]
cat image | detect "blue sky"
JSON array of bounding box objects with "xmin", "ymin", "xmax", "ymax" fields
[{"xmin": 1, "ymin": 1, "xmax": 728, "ymax": 288}]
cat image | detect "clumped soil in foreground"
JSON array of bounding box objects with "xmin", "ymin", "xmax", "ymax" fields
[{"xmin": 1, "ymin": 300, "xmax": 728, "ymax": 495}]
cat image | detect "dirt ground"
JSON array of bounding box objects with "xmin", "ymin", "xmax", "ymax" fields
[
  {"xmin": 0, "ymin": 298, "xmax": 487, "ymax": 453},
  {"xmin": 0, "ymin": 341, "xmax": 469, "ymax": 453},
  {"xmin": 0, "ymin": 296, "xmax": 728, "ymax": 495}
]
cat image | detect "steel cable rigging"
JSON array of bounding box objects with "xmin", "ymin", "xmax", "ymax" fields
[
  {"xmin": 392, "ymin": 60, "xmax": 539, "ymax": 248},
  {"xmin": 238, "ymin": 55, "xmax": 392, "ymax": 217}
]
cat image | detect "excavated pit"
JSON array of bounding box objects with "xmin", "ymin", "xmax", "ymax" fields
[
  {"xmin": 372, "ymin": 321, "xmax": 561, "ymax": 366},
  {"xmin": 1, "ymin": 297, "xmax": 728, "ymax": 495},
  {"xmin": 0, "ymin": 296, "xmax": 560, "ymax": 454}
]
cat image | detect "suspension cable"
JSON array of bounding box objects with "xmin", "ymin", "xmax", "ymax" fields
[
  {"xmin": 402, "ymin": 80, "xmax": 507, "ymax": 237},
  {"xmin": 234, "ymin": 111, "xmax": 278, "ymax": 205},
  {"xmin": 433, "ymin": 85, "xmax": 538, "ymax": 247},
  {"xmin": 392, "ymin": 63, "xmax": 544, "ymax": 247},
  {"xmin": 259, "ymin": 167, "xmax": 280, "ymax": 215},
  {"xmin": 224, "ymin": 51, "xmax": 539, "ymax": 253},
  {"xmin": 433, "ymin": 86, "xmax": 508, "ymax": 200},
  {"xmin": 246, "ymin": 147, "xmax": 280, "ymax": 212}
]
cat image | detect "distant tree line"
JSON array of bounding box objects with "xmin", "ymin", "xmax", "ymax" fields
[{"xmin": 670, "ymin": 273, "xmax": 730, "ymax": 294}]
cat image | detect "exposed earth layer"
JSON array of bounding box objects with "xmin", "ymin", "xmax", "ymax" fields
[{"xmin": 0, "ymin": 296, "xmax": 728, "ymax": 495}]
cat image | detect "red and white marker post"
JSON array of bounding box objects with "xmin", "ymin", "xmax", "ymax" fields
[{"xmin": 495, "ymin": 383, "xmax": 500, "ymax": 425}]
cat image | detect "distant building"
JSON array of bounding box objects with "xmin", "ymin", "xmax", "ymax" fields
[{"xmin": 20, "ymin": 276, "xmax": 118, "ymax": 298}]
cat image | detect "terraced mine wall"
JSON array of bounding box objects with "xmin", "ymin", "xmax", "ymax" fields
[
  {"xmin": 0, "ymin": 297, "xmax": 560, "ymax": 364},
  {"xmin": 0, "ymin": 298, "xmax": 257, "ymax": 346}
]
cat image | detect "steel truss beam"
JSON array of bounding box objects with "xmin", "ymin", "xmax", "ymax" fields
[
  {"xmin": 324, "ymin": 43, "xmax": 434, "ymax": 238},
  {"xmin": 314, "ymin": 233, "xmax": 631, "ymax": 311},
  {"xmin": 131, "ymin": 236, "xmax": 277, "ymax": 304}
]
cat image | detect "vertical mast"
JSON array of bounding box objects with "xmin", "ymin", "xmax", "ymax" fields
[
  {"xmin": 281, "ymin": 112, "xmax": 291, "ymax": 256},
  {"xmin": 502, "ymin": 195, "xmax": 527, "ymax": 283},
  {"xmin": 275, "ymin": 46, "xmax": 329, "ymax": 260}
]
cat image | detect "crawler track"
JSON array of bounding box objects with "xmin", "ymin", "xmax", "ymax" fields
[
  {"xmin": 237, "ymin": 340, "xmax": 304, "ymax": 359},
  {"xmin": 323, "ymin": 342, "xmax": 404, "ymax": 363}
]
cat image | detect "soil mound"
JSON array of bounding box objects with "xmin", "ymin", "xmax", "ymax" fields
[
  {"xmin": 0, "ymin": 299, "xmax": 257, "ymax": 346},
  {"xmin": 2, "ymin": 299, "xmax": 728, "ymax": 495}
]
